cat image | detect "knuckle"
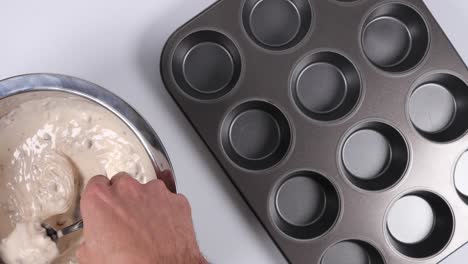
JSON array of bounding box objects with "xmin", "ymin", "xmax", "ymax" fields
[
  {"xmin": 176, "ymin": 194, "xmax": 192, "ymax": 213},
  {"xmin": 111, "ymin": 172, "xmax": 130, "ymax": 183},
  {"xmin": 114, "ymin": 172, "xmax": 134, "ymax": 183},
  {"xmin": 112, "ymin": 173, "xmax": 141, "ymax": 191},
  {"xmin": 149, "ymin": 179, "xmax": 168, "ymax": 192},
  {"xmin": 81, "ymin": 181, "xmax": 112, "ymax": 209},
  {"xmin": 84, "ymin": 181, "xmax": 109, "ymax": 198},
  {"xmin": 177, "ymin": 194, "xmax": 189, "ymax": 205}
]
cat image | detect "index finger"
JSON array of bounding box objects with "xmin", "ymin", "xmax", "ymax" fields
[
  {"xmin": 80, "ymin": 175, "xmax": 110, "ymax": 216},
  {"xmin": 79, "ymin": 175, "xmax": 112, "ymax": 239},
  {"xmin": 82, "ymin": 175, "xmax": 110, "ymax": 197}
]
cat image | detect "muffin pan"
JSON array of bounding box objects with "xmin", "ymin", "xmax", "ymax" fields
[{"xmin": 160, "ymin": 0, "xmax": 468, "ymax": 263}]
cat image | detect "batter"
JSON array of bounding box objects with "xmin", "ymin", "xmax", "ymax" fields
[
  {"xmin": 0, "ymin": 222, "xmax": 59, "ymax": 264},
  {"xmin": 0, "ymin": 96, "xmax": 156, "ymax": 264}
]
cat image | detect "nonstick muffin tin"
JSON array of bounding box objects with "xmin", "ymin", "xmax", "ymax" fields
[{"xmin": 160, "ymin": 0, "xmax": 468, "ymax": 263}]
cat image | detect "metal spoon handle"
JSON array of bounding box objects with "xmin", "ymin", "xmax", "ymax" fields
[{"xmin": 59, "ymin": 219, "xmax": 83, "ymax": 238}]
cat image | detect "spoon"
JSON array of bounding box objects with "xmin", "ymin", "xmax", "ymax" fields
[{"xmin": 42, "ymin": 220, "xmax": 83, "ymax": 242}]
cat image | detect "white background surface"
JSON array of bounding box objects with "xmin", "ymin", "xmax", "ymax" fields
[{"xmin": 0, "ymin": 0, "xmax": 467, "ymax": 263}]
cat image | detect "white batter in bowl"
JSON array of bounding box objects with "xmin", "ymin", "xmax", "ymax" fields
[{"xmin": 0, "ymin": 74, "xmax": 175, "ymax": 264}]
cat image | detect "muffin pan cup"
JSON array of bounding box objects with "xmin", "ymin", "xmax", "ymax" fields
[
  {"xmin": 386, "ymin": 191, "xmax": 454, "ymax": 259},
  {"xmin": 341, "ymin": 121, "xmax": 409, "ymax": 191},
  {"xmin": 161, "ymin": 0, "xmax": 468, "ymax": 263},
  {"xmin": 242, "ymin": 0, "xmax": 312, "ymax": 50},
  {"xmin": 271, "ymin": 171, "xmax": 340, "ymax": 240},
  {"xmin": 221, "ymin": 100, "xmax": 291, "ymax": 170},
  {"xmin": 172, "ymin": 30, "xmax": 241, "ymax": 100},
  {"xmin": 291, "ymin": 51, "xmax": 361, "ymax": 121},
  {"xmin": 322, "ymin": 240, "xmax": 385, "ymax": 264},
  {"xmin": 455, "ymin": 151, "xmax": 468, "ymax": 205},
  {"xmin": 362, "ymin": 3, "xmax": 429, "ymax": 72},
  {"xmin": 408, "ymin": 73, "xmax": 468, "ymax": 142}
]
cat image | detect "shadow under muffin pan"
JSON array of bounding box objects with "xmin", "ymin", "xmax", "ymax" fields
[{"xmin": 161, "ymin": 0, "xmax": 468, "ymax": 263}]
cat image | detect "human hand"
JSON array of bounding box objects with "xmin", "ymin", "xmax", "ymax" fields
[{"xmin": 77, "ymin": 172, "xmax": 207, "ymax": 264}]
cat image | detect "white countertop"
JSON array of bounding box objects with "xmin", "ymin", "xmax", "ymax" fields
[{"xmin": 1, "ymin": 1, "xmax": 467, "ymax": 263}]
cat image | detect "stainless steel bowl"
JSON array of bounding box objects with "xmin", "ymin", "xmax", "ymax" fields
[{"xmin": 0, "ymin": 73, "xmax": 176, "ymax": 192}]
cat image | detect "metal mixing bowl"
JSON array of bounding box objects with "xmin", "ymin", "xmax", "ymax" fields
[{"xmin": 0, "ymin": 73, "xmax": 176, "ymax": 192}]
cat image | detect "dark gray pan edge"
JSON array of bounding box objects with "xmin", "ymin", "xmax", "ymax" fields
[
  {"xmin": 160, "ymin": 0, "xmax": 468, "ymax": 263},
  {"xmin": 439, "ymin": 241, "xmax": 468, "ymax": 264}
]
